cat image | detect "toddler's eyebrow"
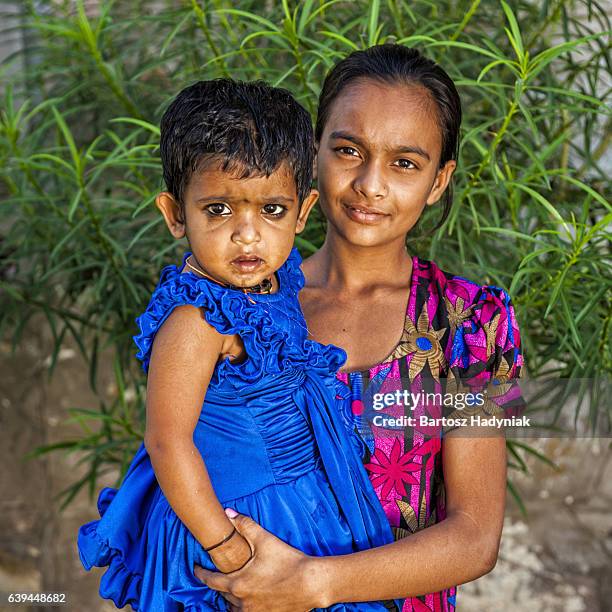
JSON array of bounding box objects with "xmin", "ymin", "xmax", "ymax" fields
[
  {"xmin": 329, "ymin": 130, "xmax": 431, "ymax": 161},
  {"xmin": 195, "ymin": 195, "xmax": 295, "ymax": 204}
]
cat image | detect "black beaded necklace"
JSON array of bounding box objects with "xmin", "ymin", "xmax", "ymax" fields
[{"xmin": 184, "ymin": 255, "xmax": 273, "ymax": 301}]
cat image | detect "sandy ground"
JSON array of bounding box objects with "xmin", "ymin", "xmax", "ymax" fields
[{"xmin": 1, "ymin": 328, "xmax": 610, "ymax": 612}]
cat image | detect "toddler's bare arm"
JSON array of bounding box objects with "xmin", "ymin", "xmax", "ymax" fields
[{"xmin": 145, "ymin": 304, "xmax": 251, "ymax": 573}]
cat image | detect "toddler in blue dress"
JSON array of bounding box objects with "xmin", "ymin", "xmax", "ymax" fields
[{"xmin": 77, "ymin": 79, "xmax": 396, "ymax": 611}]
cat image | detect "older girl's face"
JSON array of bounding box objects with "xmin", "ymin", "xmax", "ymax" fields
[{"xmin": 316, "ymin": 79, "xmax": 456, "ymax": 248}]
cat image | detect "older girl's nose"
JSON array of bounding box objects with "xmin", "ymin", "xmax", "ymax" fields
[{"xmin": 352, "ymin": 159, "xmax": 388, "ymax": 200}]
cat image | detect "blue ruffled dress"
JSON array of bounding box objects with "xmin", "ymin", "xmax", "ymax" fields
[{"xmin": 77, "ymin": 248, "xmax": 397, "ymax": 611}]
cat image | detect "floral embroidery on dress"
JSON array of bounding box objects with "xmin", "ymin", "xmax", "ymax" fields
[
  {"xmin": 481, "ymin": 312, "xmax": 501, "ymax": 358},
  {"xmin": 364, "ymin": 438, "xmax": 423, "ymax": 498},
  {"xmin": 443, "ymin": 295, "xmax": 473, "ymax": 333},
  {"xmin": 385, "ymin": 307, "xmax": 447, "ymax": 382}
]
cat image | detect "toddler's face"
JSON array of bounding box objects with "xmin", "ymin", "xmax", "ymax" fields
[{"xmin": 156, "ymin": 161, "xmax": 317, "ymax": 288}]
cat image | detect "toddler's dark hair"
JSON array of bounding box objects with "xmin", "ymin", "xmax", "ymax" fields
[
  {"xmin": 160, "ymin": 79, "xmax": 314, "ymax": 206},
  {"xmin": 316, "ymin": 44, "xmax": 462, "ymax": 230}
]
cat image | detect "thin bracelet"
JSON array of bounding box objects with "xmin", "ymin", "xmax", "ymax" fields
[
  {"xmin": 204, "ymin": 526, "xmax": 237, "ymax": 552},
  {"xmin": 223, "ymin": 550, "xmax": 255, "ymax": 575}
]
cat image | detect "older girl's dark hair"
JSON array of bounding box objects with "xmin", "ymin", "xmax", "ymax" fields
[
  {"xmin": 315, "ymin": 44, "xmax": 462, "ymax": 230},
  {"xmin": 160, "ymin": 79, "xmax": 314, "ymax": 206}
]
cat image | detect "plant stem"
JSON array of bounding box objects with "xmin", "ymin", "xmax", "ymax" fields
[
  {"xmin": 191, "ymin": 0, "xmax": 230, "ymax": 77},
  {"xmin": 450, "ymin": 0, "xmax": 481, "ymax": 41},
  {"xmin": 466, "ymin": 97, "xmax": 520, "ymax": 191}
]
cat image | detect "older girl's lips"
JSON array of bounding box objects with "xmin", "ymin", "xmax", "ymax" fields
[{"xmin": 343, "ymin": 202, "xmax": 389, "ymax": 225}]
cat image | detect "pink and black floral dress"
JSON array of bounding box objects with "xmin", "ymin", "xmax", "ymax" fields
[{"xmin": 337, "ymin": 257, "xmax": 525, "ymax": 612}]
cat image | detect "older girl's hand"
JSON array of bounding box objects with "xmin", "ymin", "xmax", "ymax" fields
[{"xmin": 194, "ymin": 510, "xmax": 328, "ymax": 612}]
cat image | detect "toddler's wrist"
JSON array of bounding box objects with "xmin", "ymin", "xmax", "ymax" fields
[{"xmin": 208, "ymin": 532, "xmax": 252, "ymax": 573}]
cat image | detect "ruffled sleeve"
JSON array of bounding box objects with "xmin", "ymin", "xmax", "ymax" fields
[
  {"xmin": 281, "ymin": 246, "xmax": 306, "ymax": 294},
  {"xmin": 133, "ymin": 261, "xmax": 242, "ymax": 374},
  {"xmin": 447, "ymin": 284, "xmax": 525, "ymax": 418}
]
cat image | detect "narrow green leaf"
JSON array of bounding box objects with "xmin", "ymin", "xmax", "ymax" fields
[
  {"xmin": 501, "ymin": 1, "xmax": 524, "ymax": 58},
  {"xmin": 50, "ymin": 216, "xmax": 87, "ymax": 259},
  {"xmin": 509, "ymin": 182, "xmax": 571, "ymax": 233},
  {"xmin": 506, "ymin": 478, "xmax": 527, "ymax": 516},
  {"xmin": 110, "ymin": 117, "xmax": 160, "ymax": 136},
  {"xmin": 320, "ymin": 30, "xmax": 359, "ymax": 50},
  {"xmin": 67, "ymin": 187, "xmax": 84, "ymax": 222},
  {"xmin": 367, "ymin": 0, "xmax": 381, "ymax": 46},
  {"xmin": 556, "ymin": 176, "xmax": 611, "ymax": 212},
  {"xmin": 127, "ymin": 217, "xmax": 163, "ymax": 251},
  {"xmin": 217, "ymin": 9, "xmax": 281, "ymax": 33},
  {"xmin": 510, "ymin": 441, "xmax": 558, "ymax": 470},
  {"xmin": 51, "ymin": 106, "xmax": 82, "ymax": 179}
]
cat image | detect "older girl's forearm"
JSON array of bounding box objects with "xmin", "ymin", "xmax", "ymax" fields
[
  {"xmin": 314, "ymin": 512, "xmax": 498, "ymax": 606},
  {"xmin": 145, "ymin": 437, "xmax": 231, "ymax": 548}
]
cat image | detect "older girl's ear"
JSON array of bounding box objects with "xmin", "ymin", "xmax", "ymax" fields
[
  {"xmin": 156, "ymin": 193, "xmax": 186, "ymax": 238},
  {"xmin": 296, "ymin": 189, "xmax": 319, "ymax": 234},
  {"xmin": 426, "ymin": 160, "xmax": 457, "ymax": 206}
]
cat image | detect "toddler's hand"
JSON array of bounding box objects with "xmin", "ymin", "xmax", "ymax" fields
[{"xmin": 208, "ymin": 530, "xmax": 253, "ymax": 574}]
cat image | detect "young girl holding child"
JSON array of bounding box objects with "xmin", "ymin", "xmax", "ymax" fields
[
  {"xmin": 77, "ymin": 80, "xmax": 399, "ymax": 611},
  {"xmin": 196, "ymin": 45, "xmax": 525, "ymax": 611}
]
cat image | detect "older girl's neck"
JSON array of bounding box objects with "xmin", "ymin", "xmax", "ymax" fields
[{"xmin": 306, "ymin": 234, "xmax": 413, "ymax": 292}]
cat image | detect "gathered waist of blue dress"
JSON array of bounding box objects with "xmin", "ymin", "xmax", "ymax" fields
[{"xmin": 194, "ymin": 368, "xmax": 331, "ymax": 503}]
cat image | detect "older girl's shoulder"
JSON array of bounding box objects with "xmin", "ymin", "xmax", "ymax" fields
[
  {"xmin": 411, "ymin": 256, "xmax": 523, "ymax": 375},
  {"xmin": 412, "ymin": 257, "xmax": 516, "ymax": 317}
]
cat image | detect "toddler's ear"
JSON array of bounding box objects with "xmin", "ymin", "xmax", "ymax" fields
[
  {"xmin": 296, "ymin": 189, "xmax": 319, "ymax": 234},
  {"xmin": 156, "ymin": 192, "xmax": 185, "ymax": 238}
]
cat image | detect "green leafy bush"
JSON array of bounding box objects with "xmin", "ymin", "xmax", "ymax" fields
[{"xmin": 1, "ymin": 0, "xmax": 610, "ymax": 507}]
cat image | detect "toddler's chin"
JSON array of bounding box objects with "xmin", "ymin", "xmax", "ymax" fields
[{"xmin": 232, "ymin": 274, "xmax": 274, "ymax": 289}]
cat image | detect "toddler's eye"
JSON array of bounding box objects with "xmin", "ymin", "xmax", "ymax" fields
[
  {"xmin": 205, "ymin": 203, "xmax": 231, "ymax": 216},
  {"xmin": 262, "ymin": 203, "xmax": 286, "ymax": 217},
  {"xmin": 395, "ymin": 158, "xmax": 417, "ymax": 170}
]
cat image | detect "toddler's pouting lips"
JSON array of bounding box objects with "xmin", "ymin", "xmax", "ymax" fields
[
  {"xmin": 231, "ymin": 255, "xmax": 265, "ymax": 274},
  {"xmin": 342, "ymin": 202, "xmax": 390, "ymax": 225}
]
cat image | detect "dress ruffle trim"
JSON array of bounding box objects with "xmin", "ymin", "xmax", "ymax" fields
[
  {"xmin": 80, "ymin": 486, "xmax": 225, "ymax": 611},
  {"xmin": 282, "ymin": 245, "xmax": 306, "ymax": 293},
  {"xmin": 79, "ymin": 518, "xmax": 221, "ymax": 611},
  {"xmin": 79, "ymin": 520, "xmax": 143, "ymax": 611},
  {"xmin": 133, "ymin": 248, "xmax": 345, "ymax": 388}
]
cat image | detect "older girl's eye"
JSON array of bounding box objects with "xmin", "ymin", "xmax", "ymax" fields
[
  {"xmin": 395, "ymin": 158, "xmax": 417, "ymax": 170},
  {"xmin": 205, "ymin": 203, "xmax": 231, "ymax": 216},
  {"xmin": 335, "ymin": 146, "xmax": 360, "ymax": 157},
  {"xmin": 262, "ymin": 203, "xmax": 286, "ymax": 217}
]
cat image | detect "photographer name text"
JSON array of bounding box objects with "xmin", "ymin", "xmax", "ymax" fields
[{"xmin": 371, "ymin": 414, "xmax": 530, "ymax": 428}]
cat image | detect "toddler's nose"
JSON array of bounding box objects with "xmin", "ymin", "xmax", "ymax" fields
[{"xmin": 231, "ymin": 218, "xmax": 261, "ymax": 245}]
